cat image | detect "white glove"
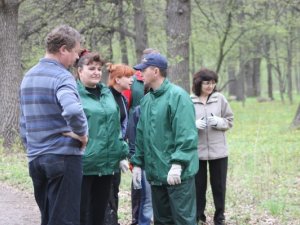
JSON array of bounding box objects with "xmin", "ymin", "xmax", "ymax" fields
[
  {"xmin": 207, "ymin": 114, "xmax": 223, "ymax": 127},
  {"xmin": 167, "ymin": 164, "xmax": 182, "ymax": 185},
  {"xmin": 195, "ymin": 117, "xmax": 206, "ymax": 130},
  {"xmin": 119, "ymin": 159, "xmax": 129, "ymax": 173},
  {"xmin": 132, "ymin": 167, "xmax": 142, "ymax": 189}
]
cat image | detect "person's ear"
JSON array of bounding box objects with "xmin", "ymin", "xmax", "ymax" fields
[
  {"xmin": 59, "ymin": 45, "xmax": 68, "ymax": 55},
  {"xmin": 154, "ymin": 67, "xmax": 159, "ymax": 76},
  {"xmin": 77, "ymin": 67, "xmax": 83, "ymax": 75}
]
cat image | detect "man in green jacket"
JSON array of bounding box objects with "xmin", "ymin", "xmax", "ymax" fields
[{"xmin": 131, "ymin": 53, "xmax": 199, "ymax": 225}]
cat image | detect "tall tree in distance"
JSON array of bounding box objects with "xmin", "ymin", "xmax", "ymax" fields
[
  {"xmin": 133, "ymin": 0, "xmax": 148, "ymax": 62},
  {"xmin": 166, "ymin": 0, "xmax": 191, "ymax": 92},
  {"xmin": 0, "ymin": 0, "xmax": 24, "ymax": 148}
]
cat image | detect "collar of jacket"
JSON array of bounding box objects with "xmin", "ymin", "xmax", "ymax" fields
[
  {"xmin": 150, "ymin": 78, "xmax": 169, "ymax": 98},
  {"xmin": 191, "ymin": 92, "xmax": 219, "ymax": 104},
  {"xmin": 77, "ymin": 80, "xmax": 109, "ymax": 96}
]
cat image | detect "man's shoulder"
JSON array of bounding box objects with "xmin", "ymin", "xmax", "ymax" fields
[
  {"xmin": 26, "ymin": 60, "xmax": 72, "ymax": 80},
  {"xmin": 168, "ymin": 83, "xmax": 190, "ymax": 98}
]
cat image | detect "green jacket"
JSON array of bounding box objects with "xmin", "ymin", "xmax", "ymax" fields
[
  {"xmin": 130, "ymin": 75, "xmax": 144, "ymax": 113},
  {"xmin": 131, "ymin": 79, "xmax": 199, "ymax": 185},
  {"xmin": 77, "ymin": 81, "xmax": 128, "ymax": 176}
]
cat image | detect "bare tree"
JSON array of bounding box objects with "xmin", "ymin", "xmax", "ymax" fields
[
  {"xmin": 166, "ymin": 0, "xmax": 191, "ymax": 92},
  {"xmin": 133, "ymin": 0, "xmax": 148, "ymax": 62},
  {"xmin": 291, "ymin": 104, "xmax": 300, "ymax": 128},
  {"xmin": 0, "ymin": 0, "xmax": 25, "ymax": 148},
  {"xmin": 118, "ymin": 0, "xmax": 128, "ymax": 64}
]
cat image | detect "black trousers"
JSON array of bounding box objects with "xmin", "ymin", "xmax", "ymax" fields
[
  {"xmin": 80, "ymin": 175, "xmax": 113, "ymax": 225},
  {"xmin": 195, "ymin": 157, "xmax": 228, "ymax": 224},
  {"xmin": 104, "ymin": 172, "xmax": 121, "ymax": 225}
]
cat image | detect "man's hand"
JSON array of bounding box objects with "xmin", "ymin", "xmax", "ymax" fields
[
  {"xmin": 132, "ymin": 167, "xmax": 142, "ymax": 189},
  {"xmin": 167, "ymin": 164, "xmax": 182, "ymax": 185},
  {"xmin": 63, "ymin": 132, "xmax": 88, "ymax": 150}
]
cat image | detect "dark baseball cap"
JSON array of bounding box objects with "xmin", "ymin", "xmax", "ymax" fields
[{"xmin": 134, "ymin": 53, "xmax": 168, "ymax": 71}]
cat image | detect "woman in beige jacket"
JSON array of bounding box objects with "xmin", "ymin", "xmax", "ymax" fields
[{"xmin": 191, "ymin": 68, "xmax": 233, "ymax": 225}]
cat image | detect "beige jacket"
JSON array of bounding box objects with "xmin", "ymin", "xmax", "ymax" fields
[{"xmin": 191, "ymin": 92, "xmax": 233, "ymax": 160}]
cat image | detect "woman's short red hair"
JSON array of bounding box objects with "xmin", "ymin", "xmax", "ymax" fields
[{"xmin": 107, "ymin": 63, "xmax": 135, "ymax": 87}]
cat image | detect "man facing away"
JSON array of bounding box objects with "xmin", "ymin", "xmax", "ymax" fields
[
  {"xmin": 131, "ymin": 53, "xmax": 199, "ymax": 225},
  {"xmin": 19, "ymin": 25, "xmax": 88, "ymax": 225}
]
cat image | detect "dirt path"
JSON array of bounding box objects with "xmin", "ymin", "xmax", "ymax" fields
[{"xmin": 0, "ymin": 183, "xmax": 40, "ymax": 225}]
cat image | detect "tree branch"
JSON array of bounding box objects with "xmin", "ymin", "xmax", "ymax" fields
[{"xmin": 219, "ymin": 78, "xmax": 236, "ymax": 92}]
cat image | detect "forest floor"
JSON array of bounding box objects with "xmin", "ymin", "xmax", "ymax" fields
[
  {"xmin": 0, "ymin": 182, "xmax": 39, "ymax": 225},
  {"xmin": 0, "ymin": 181, "xmax": 283, "ymax": 225}
]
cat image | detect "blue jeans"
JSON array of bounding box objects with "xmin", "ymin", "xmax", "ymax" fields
[
  {"xmin": 138, "ymin": 171, "xmax": 153, "ymax": 225},
  {"xmin": 29, "ymin": 154, "xmax": 83, "ymax": 225}
]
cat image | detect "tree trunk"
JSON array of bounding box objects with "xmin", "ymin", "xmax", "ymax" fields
[
  {"xmin": 245, "ymin": 56, "xmax": 261, "ymax": 97},
  {"xmin": 118, "ymin": 0, "xmax": 128, "ymax": 64},
  {"xmin": 0, "ymin": 0, "xmax": 22, "ymax": 148},
  {"xmin": 253, "ymin": 57, "xmax": 261, "ymax": 96},
  {"xmin": 274, "ymin": 38, "xmax": 285, "ymax": 103},
  {"xmin": 236, "ymin": 46, "xmax": 245, "ymax": 103},
  {"xmin": 286, "ymin": 29, "xmax": 293, "ymax": 104},
  {"xmin": 133, "ymin": 0, "xmax": 148, "ymax": 63},
  {"xmin": 236, "ymin": 0, "xmax": 245, "ymax": 104},
  {"xmin": 263, "ymin": 36, "xmax": 274, "ymax": 100},
  {"xmin": 166, "ymin": 0, "xmax": 191, "ymax": 92},
  {"xmin": 227, "ymin": 62, "xmax": 237, "ymax": 96},
  {"xmin": 244, "ymin": 60, "xmax": 254, "ymax": 97},
  {"xmin": 262, "ymin": 3, "xmax": 274, "ymax": 100},
  {"xmin": 291, "ymin": 104, "xmax": 300, "ymax": 128}
]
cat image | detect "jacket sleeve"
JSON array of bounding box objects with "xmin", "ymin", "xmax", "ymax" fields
[
  {"xmin": 213, "ymin": 95, "xmax": 234, "ymax": 131},
  {"xmin": 56, "ymin": 76, "xmax": 88, "ymax": 136},
  {"xmin": 119, "ymin": 138, "xmax": 129, "ymax": 160},
  {"xmin": 130, "ymin": 108, "xmax": 145, "ymax": 168},
  {"xmin": 169, "ymin": 91, "xmax": 198, "ymax": 167},
  {"xmin": 127, "ymin": 106, "xmax": 141, "ymax": 158}
]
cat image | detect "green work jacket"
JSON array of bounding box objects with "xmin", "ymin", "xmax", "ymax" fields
[
  {"xmin": 77, "ymin": 81, "xmax": 128, "ymax": 176},
  {"xmin": 131, "ymin": 79, "xmax": 199, "ymax": 185}
]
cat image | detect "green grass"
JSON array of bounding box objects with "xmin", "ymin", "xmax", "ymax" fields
[
  {"xmin": 1, "ymin": 97, "xmax": 300, "ymax": 224},
  {"xmin": 226, "ymin": 97, "xmax": 300, "ymax": 224}
]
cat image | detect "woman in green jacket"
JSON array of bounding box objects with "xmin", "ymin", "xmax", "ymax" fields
[{"xmin": 75, "ymin": 52, "xmax": 128, "ymax": 225}]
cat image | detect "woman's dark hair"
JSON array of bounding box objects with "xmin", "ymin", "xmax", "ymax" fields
[
  {"xmin": 74, "ymin": 52, "xmax": 105, "ymax": 79},
  {"xmin": 192, "ymin": 68, "xmax": 218, "ymax": 96},
  {"xmin": 76, "ymin": 52, "xmax": 104, "ymax": 68}
]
